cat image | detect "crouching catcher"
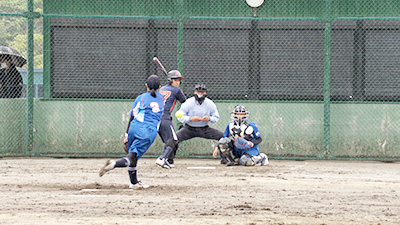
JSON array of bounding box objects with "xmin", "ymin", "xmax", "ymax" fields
[{"xmin": 213, "ymin": 105, "xmax": 268, "ymax": 166}]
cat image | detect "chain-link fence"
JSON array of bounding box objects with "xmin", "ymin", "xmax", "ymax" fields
[{"xmin": 1, "ymin": 0, "xmax": 400, "ymax": 160}]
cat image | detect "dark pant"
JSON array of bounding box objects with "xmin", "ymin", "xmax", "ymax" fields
[
  {"xmin": 158, "ymin": 115, "xmax": 176, "ymax": 143},
  {"xmin": 177, "ymin": 124, "xmax": 223, "ymax": 142},
  {"xmin": 168, "ymin": 124, "xmax": 223, "ymax": 160}
]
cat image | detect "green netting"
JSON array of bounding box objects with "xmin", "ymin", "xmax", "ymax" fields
[{"xmin": 1, "ymin": 0, "xmax": 400, "ymax": 160}]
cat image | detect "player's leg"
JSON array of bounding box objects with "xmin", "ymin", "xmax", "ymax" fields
[
  {"xmin": 165, "ymin": 124, "xmax": 178, "ymax": 167},
  {"xmin": 128, "ymin": 125, "xmax": 157, "ymax": 188},
  {"xmin": 218, "ymin": 137, "xmax": 236, "ymax": 166},
  {"xmin": 252, "ymin": 153, "xmax": 269, "ymax": 166},
  {"xmin": 156, "ymin": 139, "xmax": 178, "ymax": 169},
  {"xmin": 156, "ymin": 119, "xmax": 176, "ymax": 168},
  {"xmin": 203, "ymin": 127, "xmax": 224, "ymax": 140},
  {"xmin": 126, "ymin": 152, "xmax": 149, "ymax": 189},
  {"xmin": 99, "ymin": 131, "xmax": 137, "ymax": 177},
  {"xmin": 171, "ymin": 125, "xmax": 197, "ymax": 158},
  {"xmin": 239, "ymin": 154, "xmax": 255, "ymax": 166}
]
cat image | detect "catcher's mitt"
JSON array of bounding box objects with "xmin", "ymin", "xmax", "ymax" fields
[{"xmin": 234, "ymin": 137, "xmax": 254, "ymax": 150}]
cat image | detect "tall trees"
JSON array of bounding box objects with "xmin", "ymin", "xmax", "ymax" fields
[{"xmin": 0, "ymin": 0, "xmax": 43, "ymax": 68}]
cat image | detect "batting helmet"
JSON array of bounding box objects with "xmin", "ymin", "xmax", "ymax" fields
[{"xmin": 168, "ymin": 70, "xmax": 183, "ymax": 81}]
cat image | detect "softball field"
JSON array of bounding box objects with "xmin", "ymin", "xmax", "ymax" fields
[{"xmin": 0, "ymin": 158, "xmax": 399, "ymax": 225}]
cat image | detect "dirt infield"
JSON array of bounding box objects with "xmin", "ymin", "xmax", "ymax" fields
[{"xmin": 0, "ymin": 158, "xmax": 399, "ymax": 225}]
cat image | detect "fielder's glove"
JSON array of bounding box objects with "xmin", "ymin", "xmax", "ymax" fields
[
  {"xmin": 234, "ymin": 137, "xmax": 254, "ymax": 150},
  {"xmin": 124, "ymin": 142, "xmax": 128, "ymax": 154},
  {"xmin": 123, "ymin": 133, "xmax": 128, "ymax": 154}
]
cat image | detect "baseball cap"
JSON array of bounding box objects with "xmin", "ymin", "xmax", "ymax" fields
[{"xmin": 146, "ymin": 75, "xmax": 161, "ymax": 90}]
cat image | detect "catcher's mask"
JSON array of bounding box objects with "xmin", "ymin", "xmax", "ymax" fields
[
  {"xmin": 194, "ymin": 84, "xmax": 207, "ymax": 104},
  {"xmin": 232, "ymin": 104, "xmax": 249, "ymax": 125}
]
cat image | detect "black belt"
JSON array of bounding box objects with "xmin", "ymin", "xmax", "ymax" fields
[{"xmin": 185, "ymin": 124, "xmax": 209, "ymax": 129}]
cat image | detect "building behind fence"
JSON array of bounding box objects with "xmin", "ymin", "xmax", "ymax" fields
[{"xmin": 1, "ymin": 0, "xmax": 400, "ymax": 160}]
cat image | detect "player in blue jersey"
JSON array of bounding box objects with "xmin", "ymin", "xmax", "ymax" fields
[
  {"xmin": 213, "ymin": 105, "xmax": 269, "ymax": 166},
  {"xmin": 155, "ymin": 70, "xmax": 186, "ymax": 169},
  {"xmin": 99, "ymin": 75, "xmax": 164, "ymax": 189}
]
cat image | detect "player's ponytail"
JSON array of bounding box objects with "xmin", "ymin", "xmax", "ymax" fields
[{"xmin": 150, "ymin": 89, "xmax": 156, "ymax": 97}]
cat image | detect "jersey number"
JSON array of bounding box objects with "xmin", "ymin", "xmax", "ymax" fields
[
  {"xmin": 160, "ymin": 90, "xmax": 171, "ymax": 103},
  {"xmin": 150, "ymin": 102, "xmax": 161, "ymax": 113}
]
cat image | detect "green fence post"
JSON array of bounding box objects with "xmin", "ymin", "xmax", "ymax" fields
[
  {"xmin": 322, "ymin": 22, "xmax": 332, "ymax": 159},
  {"xmin": 43, "ymin": 16, "xmax": 51, "ymax": 99},
  {"xmin": 177, "ymin": 0, "xmax": 185, "ymax": 72},
  {"xmin": 174, "ymin": 0, "xmax": 186, "ymax": 131},
  {"xmin": 25, "ymin": 0, "xmax": 35, "ymax": 154},
  {"xmin": 320, "ymin": 0, "xmax": 334, "ymax": 159}
]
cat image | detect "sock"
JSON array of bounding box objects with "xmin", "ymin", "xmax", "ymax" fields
[
  {"xmin": 115, "ymin": 157, "xmax": 129, "ymax": 167},
  {"xmin": 128, "ymin": 167, "xmax": 138, "ymax": 184}
]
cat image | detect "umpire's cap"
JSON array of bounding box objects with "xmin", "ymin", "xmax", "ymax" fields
[
  {"xmin": 146, "ymin": 75, "xmax": 161, "ymax": 90},
  {"xmin": 168, "ymin": 70, "xmax": 183, "ymax": 81},
  {"xmin": 194, "ymin": 84, "xmax": 207, "ymax": 92}
]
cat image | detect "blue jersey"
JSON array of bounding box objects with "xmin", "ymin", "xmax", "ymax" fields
[
  {"xmin": 130, "ymin": 92, "xmax": 164, "ymax": 129},
  {"xmin": 159, "ymin": 84, "xmax": 186, "ymax": 114},
  {"xmin": 223, "ymin": 120, "xmax": 261, "ymax": 156}
]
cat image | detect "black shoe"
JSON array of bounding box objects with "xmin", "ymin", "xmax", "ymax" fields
[{"xmin": 167, "ymin": 158, "xmax": 174, "ymax": 164}]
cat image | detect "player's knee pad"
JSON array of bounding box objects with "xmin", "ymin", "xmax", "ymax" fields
[
  {"xmin": 218, "ymin": 139, "xmax": 235, "ymax": 164},
  {"xmin": 221, "ymin": 151, "xmax": 235, "ymax": 164},
  {"xmin": 239, "ymin": 154, "xmax": 255, "ymax": 166},
  {"xmin": 218, "ymin": 137, "xmax": 231, "ymax": 153},
  {"xmin": 127, "ymin": 152, "xmax": 137, "ymax": 167}
]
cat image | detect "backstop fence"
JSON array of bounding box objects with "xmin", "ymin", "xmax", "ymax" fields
[{"xmin": 1, "ymin": 0, "xmax": 400, "ymax": 160}]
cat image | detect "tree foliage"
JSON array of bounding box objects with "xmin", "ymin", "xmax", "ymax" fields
[{"xmin": 0, "ymin": 0, "xmax": 43, "ymax": 68}]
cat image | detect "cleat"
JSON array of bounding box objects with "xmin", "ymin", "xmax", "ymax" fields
[
  {"xmin": 99, "ymin": 159, "xmax": 116, "ymax": 177},
  {"xmin": 129, "ymin": 181, "xmax": 149, "ymax": 189},
  {"xmin": 167, "ymin": 159, "xmax": 175, "ymax": 168},
  {"xmin": 260, "ymin": 153, "xmax": 269, "ymax": 166},
  {"xmin": 244, "ymin": 159, "xmax": 255, "ymax": 166},
  {"xmin": 155, "ymin": 158, "xmax": 171, "ymax": 169}
]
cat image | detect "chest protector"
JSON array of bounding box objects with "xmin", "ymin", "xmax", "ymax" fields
[{"xmin": 228, "ymin": 120, "xmax": 254, "ymax": 140}]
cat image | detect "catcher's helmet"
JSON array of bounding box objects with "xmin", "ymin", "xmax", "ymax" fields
[
  {"xmin": 194, "ymin": 84, "xmax": 207, "ymax": 92},
  {"xmin": 168, "ymin": 70, "xmax": 183, "ymax": 81}
]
